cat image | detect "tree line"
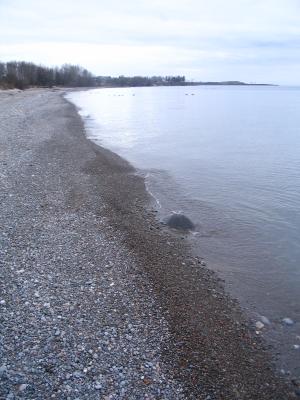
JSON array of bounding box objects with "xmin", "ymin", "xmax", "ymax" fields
[
  {"xmin": 0, "ymin": 60, "xmax": 187, "ymax": 89},
  {"xmin": 0, "ymin": 61, "xmax": 94, "ymax": 89}
]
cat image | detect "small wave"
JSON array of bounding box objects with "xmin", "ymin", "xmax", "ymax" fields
[{"xmin": 144, "ymin": 174, "xmax": 162, "ymax": 209}]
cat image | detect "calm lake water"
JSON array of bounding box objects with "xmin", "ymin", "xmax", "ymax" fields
[{"xmin": 67, "ymin": 86, "xmax": 300, "ymax": 375}]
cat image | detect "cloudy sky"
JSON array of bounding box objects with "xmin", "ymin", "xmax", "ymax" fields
[{"xmin": 1, "ymin": 0, "xmax": 300, "ymax": 84}]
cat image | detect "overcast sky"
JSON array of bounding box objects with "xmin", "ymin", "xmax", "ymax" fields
[{"xmin": 1, "ymin": 0, "xmax": 300, "ymax": 84}]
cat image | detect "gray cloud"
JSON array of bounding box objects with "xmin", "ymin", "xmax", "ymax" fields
[{"xmin": 1, "ymin": 0, "xmax": 300, "ymax": 83}]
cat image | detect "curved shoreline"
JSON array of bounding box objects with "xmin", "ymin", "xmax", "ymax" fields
[
  {"xmin": 66, "ymin": 86, "xmax": 300, "ymax": 383},
  {"xmin": 63, "ymin": 90, "xmax": 294, "ymax": 397},
  {"xmin": 0, "ymin": 88, "xmax": 294, "ymax": 398}
]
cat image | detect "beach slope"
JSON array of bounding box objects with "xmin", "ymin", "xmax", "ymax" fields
[{"xmin": 0, "ymin": 89, "xmax": 293, "ymax": 399}]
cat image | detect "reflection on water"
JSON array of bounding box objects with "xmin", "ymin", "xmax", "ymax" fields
[{"xmin": 67, "ymin": 85, "xmax": 300, "ymax": 376}]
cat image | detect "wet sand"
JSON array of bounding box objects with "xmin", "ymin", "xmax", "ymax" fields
[{"xmin": 0, "ymin": 88, "xmax": 296, "ymax": 399}]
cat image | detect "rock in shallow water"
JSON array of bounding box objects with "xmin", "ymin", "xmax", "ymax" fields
[
  {"xmin": 166, "ymin": 213, "xmax": 195, "ymax": 231},
  {"xmin": 255, "ymin": 321, "xmax": 265, "ymax": 330},
  {"xmin": 260, "ymin": 316, "xmax": 271, "ymax": 325},
  {"xmin": 282, "ymin": 318, "xmax": 294, "ymax": 326}
]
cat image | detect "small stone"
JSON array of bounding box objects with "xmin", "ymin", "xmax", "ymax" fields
[
  {"xmin": 260, "ymin": 316, "xmax": 270, "ymax": 325},
  {"xmin": 282, "ymin": 318, "xmax": 294, "ymax": 326},
  {"xmin": 0, "ymin": 300, "xmax": 6, "ymax": 305},
  {"xmin": 94, "ymin": 382, "xmax": 102, "ymax": 390},
  {"xmin": 200, "ymin": 260, "xmax": 206, "ymax": 266},
  {"xmin": 292, "ymin": 378, "xmax": 300, "ymax": 387},
  {"xmin": 19, "ymin": 384, "xmax": 28, "ymax": 391},
  {"xmin": 0, "ymin": 364, "xmax": 7, "ymax": 376},
  {"xmin": 255, "ymin": 321, "xmax": 265, "ymax": 330},
  {"xmin": 293, "ymin": 345, "xmax": 300, "ymax": 350}
]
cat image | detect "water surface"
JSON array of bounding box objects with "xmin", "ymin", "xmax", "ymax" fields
[{"xmin": 67, "ymin": 86, "xmax": 300, "ymax": 376}]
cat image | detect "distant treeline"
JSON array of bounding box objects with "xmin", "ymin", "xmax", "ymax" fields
[
  {"xmin": 0, "ymin": 60, "xmax": 188, "ymax": 89},
  {"xmin": 0, "ymin": 60, "xmax": 259, "ymax": 90},
  {"xmin": 0, "ymin": 61, "xmax": 94, "ymax": 89}
]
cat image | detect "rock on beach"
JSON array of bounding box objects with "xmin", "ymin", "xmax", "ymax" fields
[{"xmin": 166, "ymin": 213, "xmax": 195, "ymax": 231}]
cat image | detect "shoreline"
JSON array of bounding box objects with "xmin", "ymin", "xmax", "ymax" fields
[
  {"xmin": 64, "ymin": 89, "xmax": 296, "ymax": 396},
  {"xmin": 0, "ymin": 88, "xmax": 294, "ymax": 398},
  {"xmin": 67, "ymin": 86, "xmax": 300, "ymax": 379}
]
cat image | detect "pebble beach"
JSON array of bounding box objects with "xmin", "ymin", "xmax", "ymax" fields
[{"xmin": 0, "ymin": 88, "xmax": 295, "ymax": 399}]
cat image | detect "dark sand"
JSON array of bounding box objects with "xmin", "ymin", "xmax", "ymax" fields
[{"xmin": 0, "ymin": 88, "xmax": 296, "ymax": 399}]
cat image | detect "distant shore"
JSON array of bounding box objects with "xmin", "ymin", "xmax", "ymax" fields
[
  {"xmin": 0, "ymin": 80, "xmax": 276, "ymax": 92},
  {"xmin": 0, "ymin": 88, "xmax": 293, "ymax": 399}
]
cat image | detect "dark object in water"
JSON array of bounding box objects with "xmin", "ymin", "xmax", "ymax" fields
[{"xmin": 166, "ymin": 213, "xmax": 195, "ymax": 231}]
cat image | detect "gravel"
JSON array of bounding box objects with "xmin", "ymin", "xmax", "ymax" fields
[{"xmin": 0, "ymin": 88, "xmax": 294, "ymax": 399}]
